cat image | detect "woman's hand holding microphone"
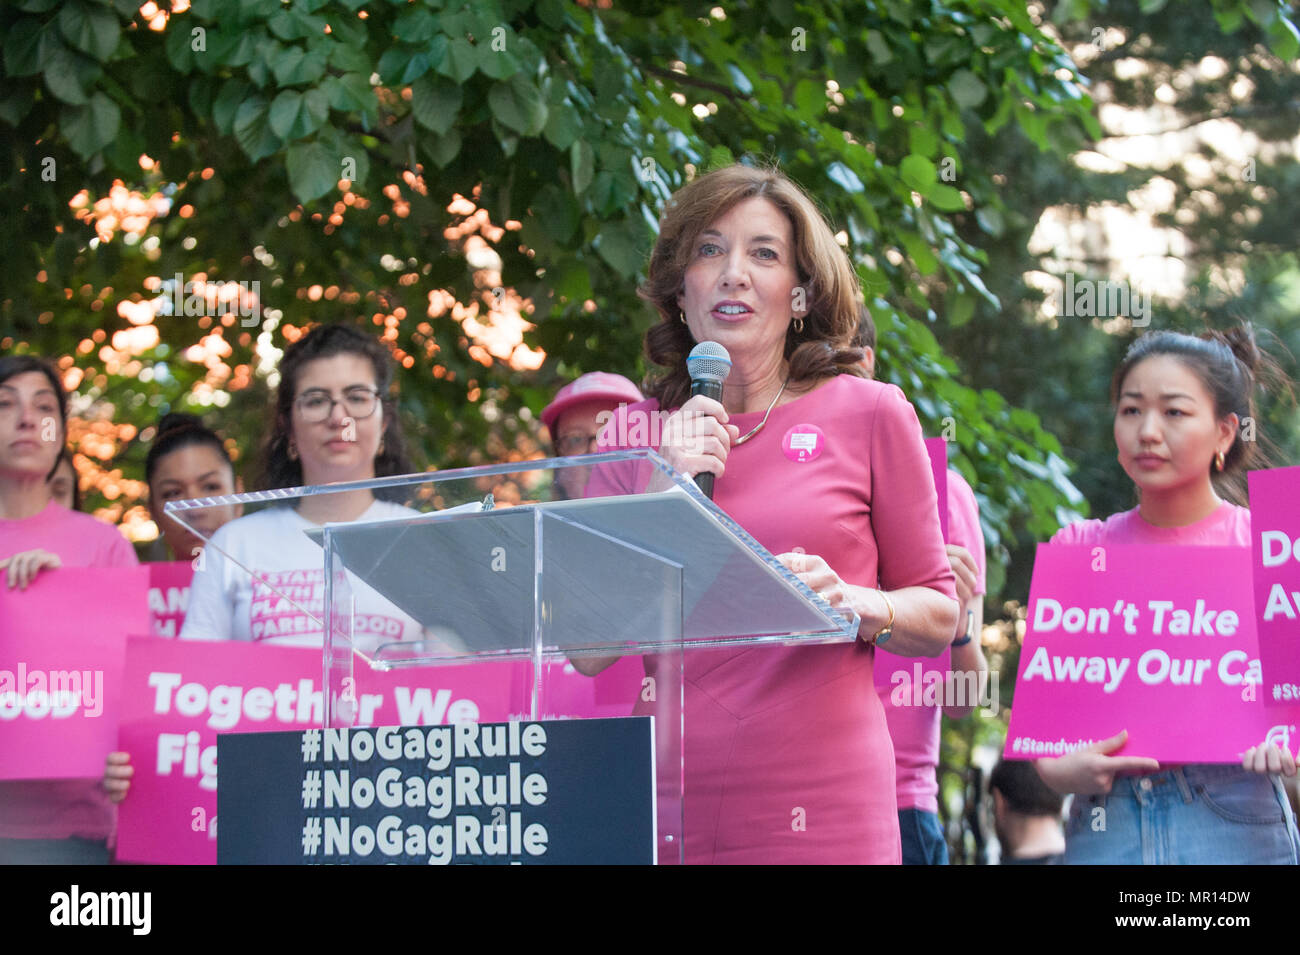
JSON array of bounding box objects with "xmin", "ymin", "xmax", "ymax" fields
[{"xmin": 652, "ymin": 395, "xmax": 740, "ymax": 492}]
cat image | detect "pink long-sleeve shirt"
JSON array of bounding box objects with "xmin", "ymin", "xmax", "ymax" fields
[{"xmin": 881, "ymin": 469, "xmax": 987, "ymax": 814}]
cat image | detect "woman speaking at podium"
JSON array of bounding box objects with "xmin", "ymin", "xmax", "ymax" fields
[{"xmin": 593, "ymin": 165, "xmax": 959, "ymax": 863}]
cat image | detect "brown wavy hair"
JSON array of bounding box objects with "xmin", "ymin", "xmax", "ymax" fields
[{"xmin": 640, "ymin": 164, "xmax": 867, "ymax": 409}]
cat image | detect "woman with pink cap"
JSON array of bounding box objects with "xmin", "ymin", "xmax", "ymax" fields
[{"xmin": 541, "ymin": 372, "xmax": 643, "ymax": 500}]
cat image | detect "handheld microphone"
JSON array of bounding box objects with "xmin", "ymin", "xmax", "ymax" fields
[{"xmin": 685, "ymin": 341, "xmax": 732, "ymax": 499}]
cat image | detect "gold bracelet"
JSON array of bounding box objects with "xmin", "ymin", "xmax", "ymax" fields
[{"xmin": 866, "ymin": 588, "xmax": 895, "ymax": 645}]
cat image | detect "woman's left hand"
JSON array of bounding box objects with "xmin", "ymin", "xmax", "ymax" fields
[
  {"xmin": 0, "ymin": 548, "xmax": 61, "ymax": 590},
  {"xmin": 776, "ymin": 552, "xmax": 883, "ymax": 629},
  {"xmin": 946, "ymin": 544, "xmax": 979, "ymax": 607},
  {"xmin": 1242, "ymin": 740, "xmax": 1297, "ymax": 777}
]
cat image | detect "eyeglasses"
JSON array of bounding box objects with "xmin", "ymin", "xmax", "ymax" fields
[
  {"xmin": 295, "ymin": 387, "xmax": 381, "ymax": 423},
  {"xmin": 556, "ymin": 434, "xmax": 600, "ymax": 456}
]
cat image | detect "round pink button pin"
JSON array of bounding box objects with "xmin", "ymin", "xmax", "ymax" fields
[{"xmin": 781, "ymin": 423, "xmax": 825, "ymax": 463}]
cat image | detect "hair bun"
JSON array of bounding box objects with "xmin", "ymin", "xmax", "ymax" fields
[{"xmin": 1213, "ymin": 324, "xmax": 1261, "ymax": 376}]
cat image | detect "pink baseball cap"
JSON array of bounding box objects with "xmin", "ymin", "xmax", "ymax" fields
[{"xmin": 541, "ymin": 372, "xmax": 645, "ymax": 433}]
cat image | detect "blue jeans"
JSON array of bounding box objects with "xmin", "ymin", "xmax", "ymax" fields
[
  {"xmin": 898, "ymin": 808, "xmax": 949, "ymax": 865},
  {"xmin": 0, "ymin": 837, "xmax": 110, "ymax": 864},
  {"xmin": 1065, "ymin": 764, "xmax": 1299, "ymax": 865}
]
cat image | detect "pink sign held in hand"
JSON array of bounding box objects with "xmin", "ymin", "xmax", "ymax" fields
[
  {"xmin": 925, "ymin": 436, "xmax": 948, "ymax": 544},
  {"xmin": 115, "ymin": 637, "xmax": 645, "ymax": 864},
  {"xmin": 0, "ymin": 567, "xmax": 147, "ymax": 779},
  {"xmin": 1006, "ymin": 543, "xmax": 1298, "ymax": 763},
  {"xmin": 1249, "ymin": 466, "xmax": 1300, "ymax": 705}
]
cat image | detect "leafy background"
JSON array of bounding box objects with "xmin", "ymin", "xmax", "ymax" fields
[{"xmin": 3, "ymin": 0, "xmax": 1297, "ymax": 859}]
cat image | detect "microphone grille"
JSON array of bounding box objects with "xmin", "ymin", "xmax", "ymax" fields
[{"xmin": 686, "ymin": 341, "xmax": 732, "ymax": 383}]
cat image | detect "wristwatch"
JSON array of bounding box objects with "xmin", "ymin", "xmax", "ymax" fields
[{"xmin": 951, "ymin": 609, "xmax": 975, "ymax": 646}]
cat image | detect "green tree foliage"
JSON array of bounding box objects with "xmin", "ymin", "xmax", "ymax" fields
[
  {"xmin": 932, "ymin": 0, "xmax": 1300, "ymax": 596},
  {"xmin": 2, "ymin": 0, "xmax": 1111, "ymax": 577},
  {"xmin": 3, "ymin": 0, "xmax": 1294, "ymax": 575}
]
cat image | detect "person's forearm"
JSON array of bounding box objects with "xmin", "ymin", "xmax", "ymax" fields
[
  {"xmin": 854, "ymin": 585, "xmax": 958, "ymax": 657},
  {"xmin": 569, "ymin": 653, "xmax": 619, "ymax": 676},
  {"xmin": 943, "ymin": 598, "xmax": 987, "ymax": 719}
]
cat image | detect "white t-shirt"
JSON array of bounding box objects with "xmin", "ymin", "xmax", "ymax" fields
[{"xmin": 180, "ymin": 500, "xmax": 424, "ymax": 647}]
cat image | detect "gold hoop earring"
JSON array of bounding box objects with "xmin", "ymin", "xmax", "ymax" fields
[
  {"xmin": 679, "ymin": 310, "xmax": 687, "ymax": 325},
  {"xmin": 1215, "ymin": 450, "xmax": 1225, "ymax": 472},
  {"xmin": 288, "ymin": 439, "xmax": 298, "ymax": 462},
  {"xmin": 793, "ymin": 316, "xmax": 804, "ymax": 334}
]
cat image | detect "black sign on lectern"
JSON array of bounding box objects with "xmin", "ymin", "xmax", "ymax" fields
[{"xmin": 217, "ymin": 717, "xmax": 656, "ymax": 865}]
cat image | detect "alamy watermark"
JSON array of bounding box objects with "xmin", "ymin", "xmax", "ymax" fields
[
  {"xmin": 0, "ymin": 663, "xmax": 104, "ymax": 718},
  {"xmin": 594, "ymin": 407, "xmax": 718, "ymax": 451},
  {"xmin": 1057, "ymin": 272, "xmax": 1150, "ymax": 327},
  {"xmin": 889, "ymin": 664, "xmax": 1000, "ymax": 716},
  {"xmin": 49, "ymin": 885, "xmax": 151, "ymax": 935},
  {"xmin": 161, "ymin": 272, "xmax": 261, "ymax": 327}
]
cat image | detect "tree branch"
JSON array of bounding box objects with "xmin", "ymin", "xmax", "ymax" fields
[{"xmin": 638, "ymin": 63, "xmax": 747, "ymax": 103}]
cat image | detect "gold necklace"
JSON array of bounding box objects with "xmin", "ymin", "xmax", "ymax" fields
[{"xmin": 733, "ymin": 376, "xmax": 790, "ymax": 446}]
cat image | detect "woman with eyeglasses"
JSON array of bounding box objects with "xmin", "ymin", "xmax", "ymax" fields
[
  {"xmin": 177, "ymin": 323, "xmax": 417, "ymax": 645},
  {"xmin": 106, "ymin": 325, "xmax": 422, "ymax": 806},
  {"xmin": 541, "ymin": 371, "xmax": 645, "ymax": 500}
]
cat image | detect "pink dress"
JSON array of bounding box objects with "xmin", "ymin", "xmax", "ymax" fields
[{"xmin": 594, "ymin": 375, "xmax": 957, "ymax": 863}]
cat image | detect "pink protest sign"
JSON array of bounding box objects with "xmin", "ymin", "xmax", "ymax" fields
[
  {"xmin": 115, "ymin": 638, "xmax": 645, "ymax": 863},
  {"xmin": 1249, "ymin": 466, "xmax": 1300, "ymax": 705},
  {"xmin": 0, "ymin": 567, "xmax": 147, "ymax": 779},
  {"xmin": 874, "ymin": 438, "xmax": 951, "ymax": 693},
  {"xmin": 536, "ymin": 656, "xmax": 644, "ymax": 721},
  {"xmin": 148, "ymin": 561, "xmax": 194, "ymax": 638},
  {"xmin": 925, "ymin": 437, "xmax": 949, "ymax": 544},
  {"xmin": 1004, "ymin": 543, "xmax": 1294, "ymax": 763}
]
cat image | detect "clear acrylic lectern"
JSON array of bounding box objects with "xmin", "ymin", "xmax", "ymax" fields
[{"xmin": 167, "ymin": 450, "xmax": 858, "ymax": 863}]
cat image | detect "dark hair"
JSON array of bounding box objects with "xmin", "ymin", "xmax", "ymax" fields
[
  {"xmin": 145, "ymin": 413, "xmax": 235, "ymax": 488},
  {"xmin": 261, "ymin": 323, "xmax": 413, "ymax": 492},
  {"xmin": 0, "ymin": 354, "xmax": 68, "ymax": 480},
  {"xmin": 51, "ymin": 447, "xmax": 81, "ymax": 511},
  {"xmin": 640, "ymin": 164, "xmax": 866, "ymax": 409},
  {"xmin": 853, "ymin": 303, "xmax": 877, "ymax": 352},
  {"xmin": 989, "ymin": 759, "xmax": 1063, "ymax": 817},
  {"xmin": 1111, "ymin": 324, "xmax": 1291, "ymax": 504}
]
